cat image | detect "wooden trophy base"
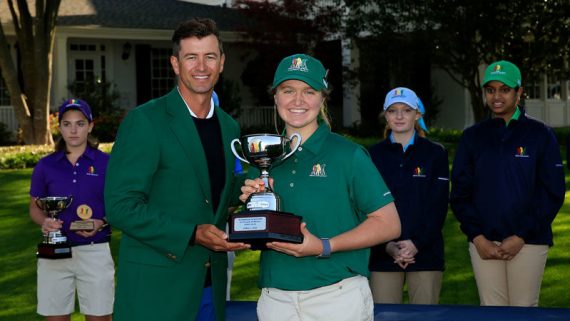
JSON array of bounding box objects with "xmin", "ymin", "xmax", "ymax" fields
[
  {"xmin": 37, "ymin": 242, "xmax": 72, "ymax": 259},
  {"xmin": 229, "ymin": 210, "xmax": 303, "ymax": 250}
]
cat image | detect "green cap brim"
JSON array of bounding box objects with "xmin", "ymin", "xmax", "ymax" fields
[{"xmin": 272, "ymin": 74, "xmax": 326, "ymax": 91}]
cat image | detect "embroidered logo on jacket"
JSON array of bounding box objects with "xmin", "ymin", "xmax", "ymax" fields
[
  {"xmin": 86, "ymin": 166, "xmax": 99, "ymax": 176},
  {"xmin": 309, "ymin": 163, "xmax": 327, "ymax": 177},
  {"xmin": 515, "ymin": 146, "xmax": 529, "ymax": 158},
  {"xmin": 412, "ymin": 166, "xmax": 426, "ymax": 178}
]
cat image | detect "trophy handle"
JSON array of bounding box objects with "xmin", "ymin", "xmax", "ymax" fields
[
  {"xmin": 67, "ymin": 195, "xmax": 73, "ymax": 207},
  {"xmin": 283, "ymin": 133, "xmax": 302, "ymax": 161},
  {"xmin": 230, "ymin": 138, "xmax": 250, "ymax": 164}
]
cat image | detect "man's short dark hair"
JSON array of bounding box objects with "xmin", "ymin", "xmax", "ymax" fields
[{"xmin": 172, "ymin": 18, "xmax": 224, "ymax": 57}]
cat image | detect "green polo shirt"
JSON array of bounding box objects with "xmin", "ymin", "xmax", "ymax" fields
[
  {"xmin": 506, "ymin": 106, "xmax": 521, "ymax": 126},
  {"xmin": 249, "ymin": 123, "xmax": 394, "ymax": 290}
]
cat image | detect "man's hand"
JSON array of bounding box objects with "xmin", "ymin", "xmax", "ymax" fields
[{"xmin": 195, "ymin": 224, "xmax": 250, "ymax": 251}]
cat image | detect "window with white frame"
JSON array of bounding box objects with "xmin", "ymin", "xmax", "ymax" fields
[
  {"xmin": 524, "ymin": 73, "xmax": 541, "ymax": 100},
  {"xmin": 150, "ymin": 48, "xmax": 175, "ymax": 98},
  {"xmin": 546, "ymin": 73, "xmax": 561, "ymax": 100},
  {"xmin": 69, "ymin": 43, "xmax": 106, "ymax": 95}
]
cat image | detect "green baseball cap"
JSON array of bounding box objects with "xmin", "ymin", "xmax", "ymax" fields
[
  {"xmin": 482, "ymin": 60, "xmax": 522, "ymax": 88},
  {"xmin": 272, "ymin": 54, "xmax": 328, "ymax": 90}
]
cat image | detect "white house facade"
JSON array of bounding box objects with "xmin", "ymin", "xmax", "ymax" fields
[{"xmin": 0, "ymin": 0, "xmax": 568, "ymax": 138}]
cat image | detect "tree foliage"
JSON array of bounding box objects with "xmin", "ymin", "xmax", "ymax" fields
[
  {"xmin": 233, "ymin": 0, "xmax": 345, "ymax": 106},
  {"xmin": 0, "ymin": 0, "xmax": 61, "ymax": 145},
  {"xmin": 344, "ymin": 0, "xmax": 570, "ymax": 121}
]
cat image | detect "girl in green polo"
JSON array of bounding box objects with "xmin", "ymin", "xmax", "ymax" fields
[{"xmin": 239, "ymin": 54, "xmax": 401, "ymax": 321}]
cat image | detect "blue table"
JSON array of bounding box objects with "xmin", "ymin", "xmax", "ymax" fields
[{"xmin": 226, "ymin": 301, "xmax": 570, "ymax": 321}]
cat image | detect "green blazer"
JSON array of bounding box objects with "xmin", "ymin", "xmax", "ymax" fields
[{"xmin": 105, "ymin": 89, "xmax": 241, "ymax": 321}]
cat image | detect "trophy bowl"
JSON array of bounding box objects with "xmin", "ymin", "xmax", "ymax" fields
[
  {"xmin": 36, "ymin": 196, "xmax": 73, "ymax": 215},
  {"xmin": 36, "ymin": 196, "xmax": 73, "ymax": 259},
  {"xmin": 229, "ymin": 133, "xmax": 303, "ymax": 249},
  {"xmin": 231, "ymin": 133, "xmax": 301, "ymax": 202}
]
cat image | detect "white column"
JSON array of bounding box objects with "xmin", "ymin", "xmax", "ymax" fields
[
  {"xmin": 342, "ymin": 38, "xmax": 361, "ymax": 127},
  {"xmin": 53, "ymin": 35, "xmax": 68, "ymax": 111}
]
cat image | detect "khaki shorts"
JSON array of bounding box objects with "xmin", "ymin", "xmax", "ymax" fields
[
  {"xmin": 257, "ymin": 275, "xmax": 373, "ymax": 321},
  {"xmin": 37, "ymin": 242, "xmax": 115, "ymax": 316}
]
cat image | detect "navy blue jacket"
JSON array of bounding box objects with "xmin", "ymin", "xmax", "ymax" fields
[
  {"xmin": 369, "ymin": 134, "xmax": 449, "ymax": 272},
  {"xmin": 450, "ymin": 113, "xmax": 565, "ymax": 246}
]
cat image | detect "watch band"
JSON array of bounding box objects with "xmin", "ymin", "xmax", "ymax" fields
[{"xmin": 317, "ymin": 238, "xmax": 331, "ymax": 258}]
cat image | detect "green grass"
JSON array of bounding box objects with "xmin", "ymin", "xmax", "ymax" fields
[
  {"xmin": 0, "ymin": 169, "xmax": 121, "ymax": 321},
  {"xmin": 1, "ymin": 168, "xmax": 569, "ymax": 320}
]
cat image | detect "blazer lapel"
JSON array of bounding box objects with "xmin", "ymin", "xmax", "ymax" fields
[
  {"xmin": 165, "ymin": 89, "xmax": 211, "ymax": 202},
  {"xmin": 214, "ymin": 107, "xmax": 239, "ymax": 219}
]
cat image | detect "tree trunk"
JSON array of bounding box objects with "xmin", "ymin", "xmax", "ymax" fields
[
  {"xmin": 0, "ymin": 0, "xmax": 60, "ymax": 145},
  {"xmin": 468, "ymin": 81, "xmax": 486, "ymax": 123}
]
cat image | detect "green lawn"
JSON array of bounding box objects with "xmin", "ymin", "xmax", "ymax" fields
[{"xmin": 1, "ymin": 168, "xmax": 569, "ymax": 320}]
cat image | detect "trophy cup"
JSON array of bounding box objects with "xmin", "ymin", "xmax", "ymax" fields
[
  {"xmin": 36, "ymin": 196, "xmax": 73, "ymax": 259},
  {"xmin": 229, "ymin": 133, "xmax": 303, "ymax": 249}
]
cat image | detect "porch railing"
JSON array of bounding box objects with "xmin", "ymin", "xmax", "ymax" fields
[
  {"xmin": 0, "ymin": 105, "xmax": 18, "ymax": 133},
  {"xmin": 237, "ymin": 105, "xmax": 274, "ymax": 128}
]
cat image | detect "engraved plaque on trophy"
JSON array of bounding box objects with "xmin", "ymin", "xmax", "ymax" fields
[
  {"xmin": 229, "ymin": 133, "xmax": 303, "ymax": 249},
  {"xmin": 36, "ymin": 196, "xmax": 73, "ymax": 259}
]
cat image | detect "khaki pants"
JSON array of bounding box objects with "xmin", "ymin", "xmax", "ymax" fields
[
  {"xmin": 369, "ymin": 271, "xmax": 442, "ymax": 304},
  {"xmin": 469, "ymin": 242, "xmax": 548, "ymax": 306},
  {"xmin": 257, "ymin": 276, "xmax": 373, "ymax": 321}
]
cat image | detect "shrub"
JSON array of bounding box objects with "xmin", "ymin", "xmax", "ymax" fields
[
  {"xmin": 92, "ymin": 110, "xmax": 125, "ymax": 142},
  {"xmin": 0, "ymin": 143, "xmax": 113, "ymax": 169}
]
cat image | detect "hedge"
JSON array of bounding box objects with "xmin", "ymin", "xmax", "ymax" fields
[
  {"xmin": 1, "ymin": 126, "xmax": 568, "ymax": 170},
  {"xmin": 0, "ymin": 143, "xmax": 113, "ymax": 170}
]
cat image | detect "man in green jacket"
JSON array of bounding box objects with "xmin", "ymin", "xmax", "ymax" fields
[{"xmin": 105, "ymin": 18, "xmax": 249, "ymax": 321}]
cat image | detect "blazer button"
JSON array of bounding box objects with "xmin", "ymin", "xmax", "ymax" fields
[
  {"xmin": 205, "ymin": 199, "xmax": 209, "ymax": 204},
  {"xmin": 167, "ymin": 253, "xmax": 177, "ymax": 260},
  {"xmin": 205, "ymin": 262, "xmax": 211, "ymax": 268}
]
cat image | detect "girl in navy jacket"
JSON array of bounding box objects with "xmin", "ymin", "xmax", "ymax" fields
[
  {"xmin": 450, "ymin": 60, "xmax": 565, "ymax": 306},
  {"xmin": 369, "ymin": 87, "xmax": 449, "ymax": 304}
]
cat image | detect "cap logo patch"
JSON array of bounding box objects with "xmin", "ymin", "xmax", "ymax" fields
[
  {"xmin": 491, "ymin": 64, "xmax": 506, "ymax": 75},
  {"xmin": 309, "ymin": 163, "xmax": 327, "ymax": 177},
  {"xmin": 66, "ymin": 98, "xmax": 81, "ymax": 107},
  {"xmin": 412, "ymin": 166, "xmax": 426, "ymax": 178},
  {"xmin": 288, "ymin": 57, "xmax": 308, "ymax": 72},
  {"xmin": 515, "ymin": 146, "xmax": 529, "ymax": 158},
  {"xmin": 393, "ymin": 89, "xmax": 406, "ymax": 97}
]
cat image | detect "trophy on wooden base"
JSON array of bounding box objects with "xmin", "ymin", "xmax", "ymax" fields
[
  {"xmin": 36, "ymin": 196, "xmax": 73, "ymax": 259},
  {"xmin": 230, "ymin": 133, "xmax": 303, "ymax": 249}
]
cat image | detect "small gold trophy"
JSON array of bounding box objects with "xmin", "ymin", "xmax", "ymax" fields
[{"xmin": 69, "ymin": 204, "xmax": 95, "ymax": 231}]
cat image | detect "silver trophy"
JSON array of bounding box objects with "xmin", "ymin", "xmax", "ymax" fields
[
  {"xmin": 231, "ymin": 133, "xmax": 301, "ymax": 211},
  {"xmin": 36, "ymin": 196, "xmax": 73, "ymax": 259},
  {"xmin": 229, "ymin": 133, "xmax": 303, "ymax": 248}
]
